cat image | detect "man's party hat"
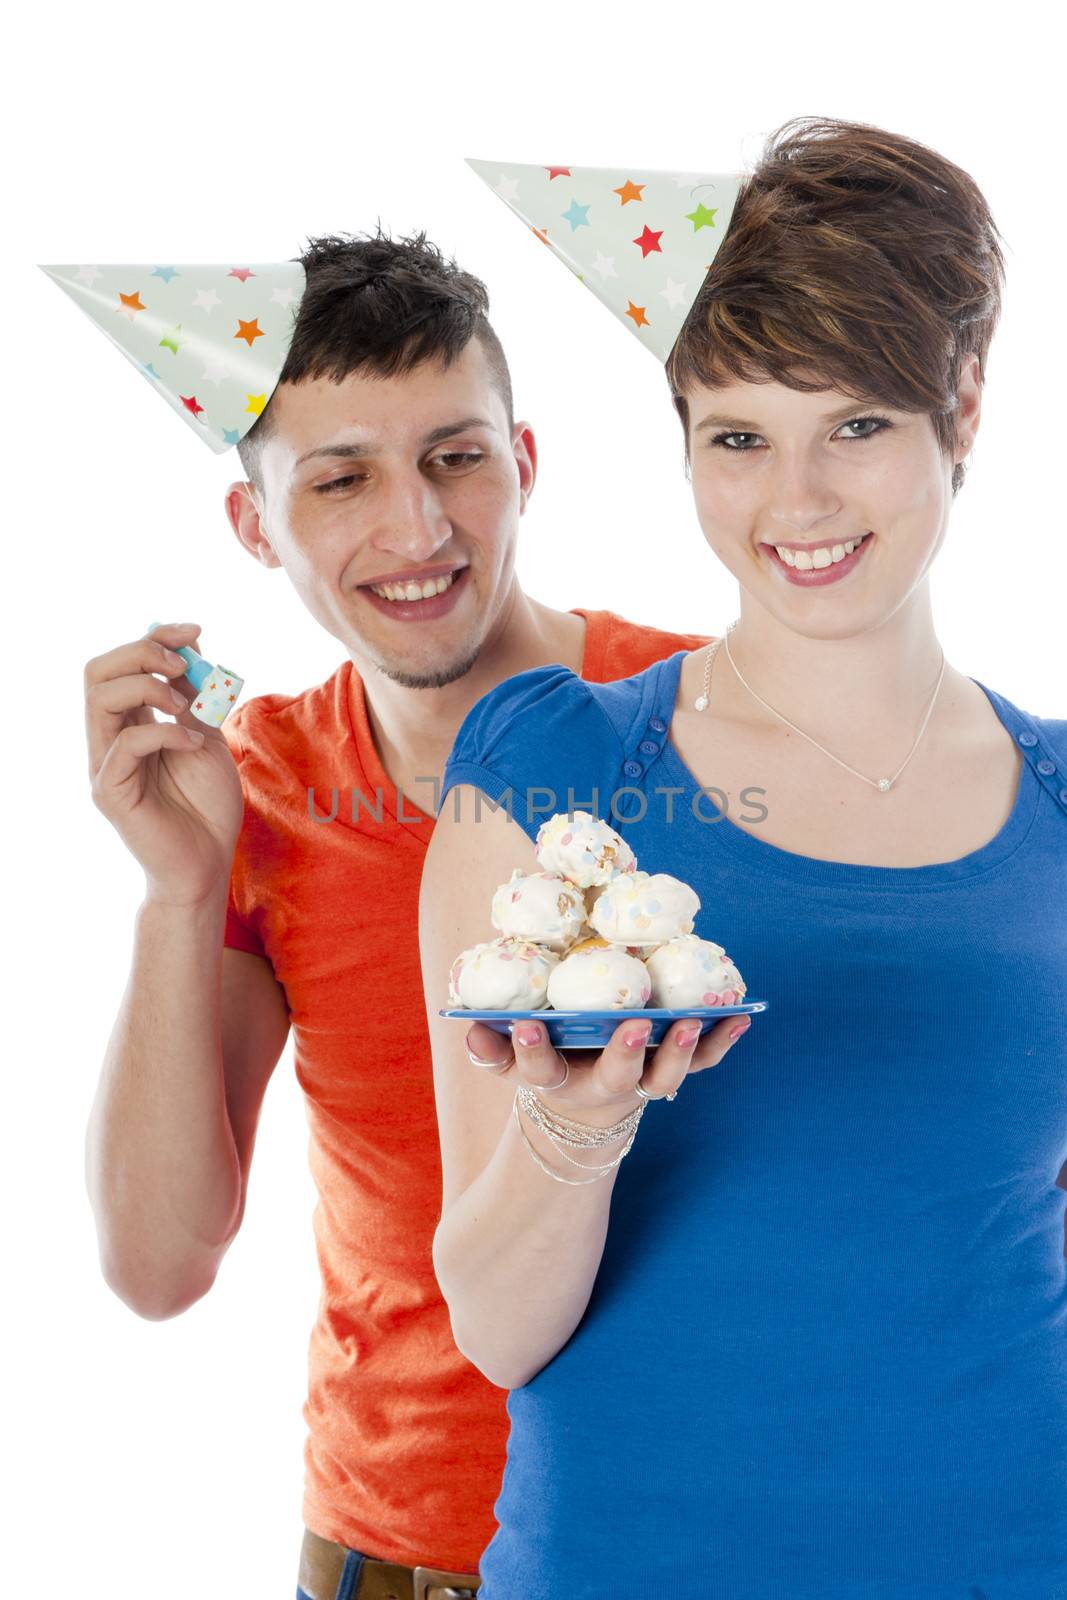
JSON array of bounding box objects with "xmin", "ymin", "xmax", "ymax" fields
[
  {"xmin": 465, "ymin": 161, "xmax": 743, "ymax": 362},
  {"xmin": 39, "ymin": 261, "xmax": 306, "ymax": 453}
]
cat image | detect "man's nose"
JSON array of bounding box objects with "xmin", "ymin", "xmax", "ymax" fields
[{"xmin": 370, "ymin": 473, "xmax": 452, "ymax": 558}]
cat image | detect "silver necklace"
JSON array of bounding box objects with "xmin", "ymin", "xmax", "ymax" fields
[{"xmin": 693, "ymin": 618, "xmax": 947, "ymax": 794}]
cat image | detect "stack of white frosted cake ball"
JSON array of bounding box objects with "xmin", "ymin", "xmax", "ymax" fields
[{"xmin": 448, "ymin": 810, "xmax": 746, "ymax": 1013}]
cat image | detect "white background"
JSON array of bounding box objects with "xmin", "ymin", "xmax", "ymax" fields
[{"xmin": 7, "ymin": 5, "xmax": 1063, "ymax": 1597}]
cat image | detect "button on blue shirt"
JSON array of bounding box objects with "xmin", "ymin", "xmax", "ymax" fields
[{"xmin": 440, "ymin": 649, "xmax": 1067, "ymax": 1598}]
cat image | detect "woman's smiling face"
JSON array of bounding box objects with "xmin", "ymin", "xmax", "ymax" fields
[{"xmin": 680, "ymin": 356, "xmax": 981, "ymax": 638}]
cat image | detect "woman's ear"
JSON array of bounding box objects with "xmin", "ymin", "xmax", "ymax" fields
[
  {"xmin": 954, "ymin": 351, "xmax": 982, "ymax": 461},
  {"xmin": 673, "ymin": 392, "xmax": 692, "ymax": 481}
]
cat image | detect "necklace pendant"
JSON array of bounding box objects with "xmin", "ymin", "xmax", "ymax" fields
[
  {"xmin": 694, "ymin": 694, "xmax": 709, "ymax": 712},
  {"xmin": 877, "ymin": 777, "xmax": 892, "ymax": 792}
]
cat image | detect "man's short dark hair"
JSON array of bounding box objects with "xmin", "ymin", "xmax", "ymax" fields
[{"xmin": 237, "ymin": 228, "xmax": 515, "ymax": 491}]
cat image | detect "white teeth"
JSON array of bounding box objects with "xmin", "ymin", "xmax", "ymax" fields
[
  {"xmin": 369, "ymin": 571, "xmax": 458, "ymax": 601},
  {"xmin": 774, "ymin": 534, "xmax": 869, "ymax": 570}
]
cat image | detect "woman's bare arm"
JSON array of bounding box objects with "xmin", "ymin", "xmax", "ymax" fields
[{"xmin": 419, "ymin": 790, "xmax": 742, "ymax": 1388}]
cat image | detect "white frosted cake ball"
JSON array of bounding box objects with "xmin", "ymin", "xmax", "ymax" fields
[
  {"xmin": 490, "ymin": 868, "xmax": 587, "ymax": 952},
  {"xmin": 448, "ymin": 937, "xmax": 558, "ymax": 1010},
  {"xmin": 534, "ymin": 810, "xmax": 637, "ymax": 889},
  {"xmin": 644, "ymin": 935, "xmax": 747, "ymax": 1008},
  {"xmin": 588, "ymin": 870, "xmax": 700, "ymax": 946},
  {"xmin": 546, "ymin": 936, "xmax": 652, "ymax": 1011}
]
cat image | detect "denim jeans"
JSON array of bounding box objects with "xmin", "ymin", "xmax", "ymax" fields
[{"xmin": 296, "ymin": 1546, "xmax": 364, "ymax": 1600}]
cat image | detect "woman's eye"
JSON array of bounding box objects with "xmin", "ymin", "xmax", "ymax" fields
[
  {"xmin": 839, "ymin": 416, "xmax": 890, "ymax": 441},
  {"xmin": 709, "ymin": 416, "xmax": 892, "ymax": 451},
  {"xmin": 711, "ymin": 431, "xmax": 758, "ymax": 451}
]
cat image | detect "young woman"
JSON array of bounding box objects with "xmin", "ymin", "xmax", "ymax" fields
[{"xmin": 418, "ymin": 117, "xmax": 1067, "ymax": 1596}]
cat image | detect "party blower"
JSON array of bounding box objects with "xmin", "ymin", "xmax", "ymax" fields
[{"xmin": 146, "ymin": 622, "xmax": 245, "ymax": 727}]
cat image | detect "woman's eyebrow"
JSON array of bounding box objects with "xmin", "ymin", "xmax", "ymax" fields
[{"xmin": 694, "ymin": 400, "xmax": 880, "ymax": 433}]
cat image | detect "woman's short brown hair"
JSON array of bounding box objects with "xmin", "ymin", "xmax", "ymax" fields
[{"xmin": 666, "ymin": 115, "xmax": 1007, "ymax": 496}]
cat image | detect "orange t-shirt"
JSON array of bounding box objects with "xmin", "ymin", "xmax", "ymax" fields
[{"xmin": 221, "ymin": 607, "xmax": 712, "ymax": 1571}]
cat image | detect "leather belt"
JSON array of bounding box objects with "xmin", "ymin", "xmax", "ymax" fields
[{"xmin": 299, "ymin": 1528, "xmax": 480, "ymax": 1600}]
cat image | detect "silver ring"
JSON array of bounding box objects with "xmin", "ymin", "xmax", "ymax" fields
[
  {"xmin": 466, "ymin": 1045, "xmax": 515, "ymax": 1073},
  {"xmin": 540, "ymin": 1057, "xmax": 569, "ymax": 1092},
  {"xmin": 635, "ymin": 1079, "xmax": 680, "ymax": 1103}
]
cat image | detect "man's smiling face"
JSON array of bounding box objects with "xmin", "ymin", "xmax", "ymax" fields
[{"xmin": 227, "ymin": 337, "xmax": 535, "ymax": 689}]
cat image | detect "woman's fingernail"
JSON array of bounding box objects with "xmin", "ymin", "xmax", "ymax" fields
[
  {"xmin": 515, "ymin": 1025, "xmax": 543, "ymax": 1047},
  {"xmin": 728, "ymin": 1019, "xmax": 751, "ymax": 1042},
  {"xmin": 676, "ymin": 1026, "xmax": 701, "ymax": 1049},
  {"xmin": 624, "ymin": 1024, "xmax": 652, "ymax": 1048}
]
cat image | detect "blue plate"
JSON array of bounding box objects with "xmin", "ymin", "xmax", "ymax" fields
[{"xmin": 439, "ymin": 1000, "xmax": 768, "ymax": 1050}]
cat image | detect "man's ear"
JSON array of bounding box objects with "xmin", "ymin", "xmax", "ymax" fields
[
  {"xmin": 512, "ymin": 421, "xmax": 537, "ymax": 515},
  {"xmin": 225, "ymin": 480, "xmax": 283, "ymax": 568}
]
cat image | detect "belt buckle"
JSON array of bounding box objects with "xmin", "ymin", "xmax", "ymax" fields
[{"xmin": 411, "ymin": 1566, "xmax": 479, "ymax": 1600}]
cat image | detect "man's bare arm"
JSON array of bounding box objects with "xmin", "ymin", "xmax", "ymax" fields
[
  {"xmin": 85, "ymin": 894, "xmax": 290, "ymax": 1319},
  {"xmin": 82, "ymin": 623, "xmax": 289, "ymax": 1319}
]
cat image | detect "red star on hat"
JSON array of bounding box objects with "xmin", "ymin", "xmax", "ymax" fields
[{"xmin": 633, "ymin": 225, "xmax": 664, "ymax": 258}]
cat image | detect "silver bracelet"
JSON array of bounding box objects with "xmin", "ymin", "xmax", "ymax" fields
[
  {"xmin": 518, "ymin": 1084, "xmax": 645, "ymax": 1147},
  {"xmin": 513, "ymin": 1088, "xmax": 645, "ymax": 1185},
  {"xmin": 512, "ymin": 1098, "xmax": 641, "ymax": 1185}
]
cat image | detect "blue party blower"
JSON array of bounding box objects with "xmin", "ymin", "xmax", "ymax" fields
[{"xmin": 147, "ymin": 621, "xmax": 245, "ymax": 727}]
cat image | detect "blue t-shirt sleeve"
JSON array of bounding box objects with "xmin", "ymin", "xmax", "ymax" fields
[{"xmin": 440, "ymin": 664, "xmax": 626, "ymax": 848}]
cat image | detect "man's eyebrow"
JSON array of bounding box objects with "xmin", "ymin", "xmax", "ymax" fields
[
  {"xmin": 294, "ymin": 417, "xmax": 494, "ymax": 470},
  {"xmin": 693, "ymin": 399, "xmax": 882, "ymax": 434},
  {"xmin": 421, "ymin": 416, "xmax": 495, "ymax": 447}
]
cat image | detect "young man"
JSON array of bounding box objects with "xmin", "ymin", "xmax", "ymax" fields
[{"xmin": 82, "ymin": 231, "xmax": 711, "ymax": 1600}]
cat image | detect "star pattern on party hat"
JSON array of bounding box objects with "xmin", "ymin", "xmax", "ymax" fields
[
  {"xmin": 465, "ymin": 160, "xmax": 743, "ymax": 361},
  {"xmin": 39, "ymin": 261, "xmax": 306, "ymax": 453}
]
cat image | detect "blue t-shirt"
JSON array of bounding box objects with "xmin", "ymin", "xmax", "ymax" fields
[{"xmin": 439, "ymin": 647, "xmax": 1067, "ymax": 1599}]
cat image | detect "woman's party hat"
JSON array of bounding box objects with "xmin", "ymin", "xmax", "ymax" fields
[{"xmin": 465, "ymin": 161, "xmax": 743, "ymax": 361}]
